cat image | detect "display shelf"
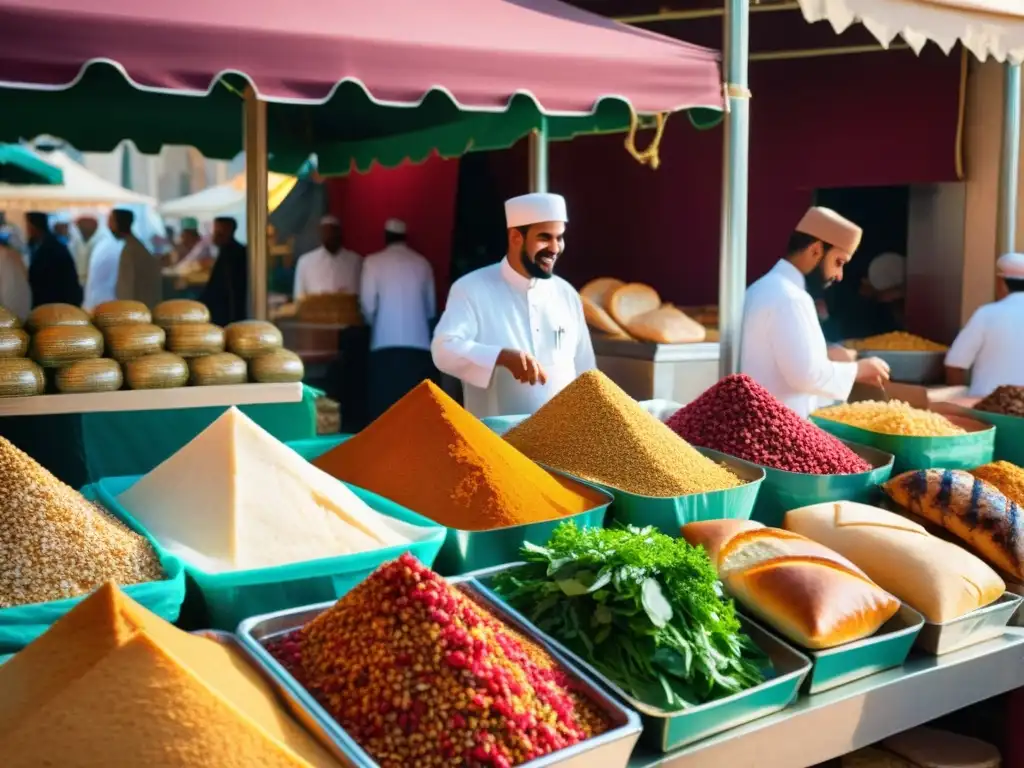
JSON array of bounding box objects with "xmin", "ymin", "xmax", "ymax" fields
[
  {"xmin": 629, "ymin": 630, "xmax": 1024, "ymax": 768},
  {"xmin": 0, "ymin": 382, "xmax": 303, "ymax": 417}
]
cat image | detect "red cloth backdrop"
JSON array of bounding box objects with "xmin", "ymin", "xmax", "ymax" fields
[{"xmin": 328, "ymin": 47, "xmax": 961, "ymax": 307}]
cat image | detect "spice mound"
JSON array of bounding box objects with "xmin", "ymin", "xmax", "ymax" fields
[
  {"xmin": 0, "ymin": 583, "xmax": 337, "ymax": 767},
  {"xmin": 314, "ymin": 380, "xmax": 604, "ymax": 530},
  {"xmin": 268, "ymin": 553, "xmax": 610, "ymax": 768},
  {"xmin": 505, "ymin": 370, "xmax": 740, "ymax": 496},
  {"xmin": 667, "ymin": 374, "xmax": 871, "ymax": 474},
  {"xmin": 813, "ymin": 400, "xmax": 965, "ymax": 437},
  {"xmin": 975, "ymin": 385, "xmax": 1024, "ymax": 418},
  {"xmin": 0, "ymin": 436, "xmax": 163, "ymax": 608},
  {"xmin": 845, "ymin": 331, "xmax": 947, "ymax": 352},
  {"xmin": 118, "ymin": 406, "xmax": 424, "ymax": 573},
  {"xmin": 971, "ymin": 461, "xmax": 1024, "ymax": 507}
]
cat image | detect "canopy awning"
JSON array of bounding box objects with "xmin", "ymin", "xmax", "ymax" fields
[
  {"xmin": 159, "ymin": 173, "xmax": 296, "ymax": 219},
  {"xmin": 799, "ymin": 0, "xmax": 1024, "ymax": 62},
  {"xmin": 0, "ymin": 143, "xmax": 63, "ymax": 184},
  {"xmin": 0, "ymin": 0, "xmax": 724, "ymax": 174},
  {"xmin": 0, "ymin": 149, "xmax": 154, "ymax": 211}
]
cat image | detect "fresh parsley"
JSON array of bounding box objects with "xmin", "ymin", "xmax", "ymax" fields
[{"xmin": 492, "ymin": 523, "xmax": 769, "ymax": 712}]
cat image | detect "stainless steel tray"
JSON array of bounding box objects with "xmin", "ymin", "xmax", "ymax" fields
[
  {"xmin": 191, "ymin": 629, "xmax": 356, "ymax": 766},
  {"xmin": 236, "ymin": 577, "xmax": 643, "ymax": 768},
  {"xmin": 852, "ymin": 349, "xmax": 945, "ymax": 385},
  {"xmin": 914, "ymin": 592, "xmax": 1022, "ymax": 655},
  {"xmin": 466, "ymin": 565, "xmax": 812, "ymax": 753}
]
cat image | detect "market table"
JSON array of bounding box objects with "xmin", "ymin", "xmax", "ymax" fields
[{"xmin": 629, "ymin": 630, "xmax": 1024, "ymax": 768}]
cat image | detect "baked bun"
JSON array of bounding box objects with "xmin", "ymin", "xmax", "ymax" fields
[
  {"xmin": 581, "ymin": 295, "xmax": 630, "ymax": 338},
  {"xmin": 624, "ymin": 305, "xmax": 707, "ymax": 344},
  {"xmin": 580, "ymin": 278, "xmax": 625, "ymax": 310},
  {"xmin": 608, "ymin": 283, "xmax": 661, "ymax": 327},
  {"xmin": 681, "ymin": 519, "xmax": 899, "ymax": 649},
  {"xmin": 784, "ymin": 501, "xmax": 1005, "ymax": 623}
]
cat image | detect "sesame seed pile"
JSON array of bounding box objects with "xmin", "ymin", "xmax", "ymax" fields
[
  {"xmin": 504, "ymin": 370, "xmax": 741, "ymax": 497},
  {"xmin": 267, "ymin": 554, "xmax": 609, "ymax": 768},
  {"xmin": 0, "ymin": 437, "xmax": 164, "ymax": 608},
  {"xmin": 812, "ymin": 400, "xmax": 966, "ymax": 437}
]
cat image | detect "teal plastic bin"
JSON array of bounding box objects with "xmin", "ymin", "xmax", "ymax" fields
[
  {"xmin": 94, "ymin": 475, "xmax": 447, "ymax": 631},
  {"xmin": 811, "ymin": 417, "xmax": 995, "ymax": 474},
  {"xmin": 0, "ymin": 653, "xmax": 11, "ymax": 665},
  {"xmin": 968, "ymin": 409, "xmax": 1024, "ymax": 467},
  {"xmin": 746, "ymin": 440, "xmax": 895, "ymax": 528},
  {"xmin": 0, "ymin": 484, "xmax": 186, "ymax": 653}
]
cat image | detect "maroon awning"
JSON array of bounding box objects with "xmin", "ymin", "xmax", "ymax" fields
[{"xmin": 0, "ymin": 0, "xmax": 723, "ymax": 114}]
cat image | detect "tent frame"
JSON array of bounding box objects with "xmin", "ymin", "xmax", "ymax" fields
[{"xmin": 998, "ymin": 63, "xmax": 1022, "ymax": 259}]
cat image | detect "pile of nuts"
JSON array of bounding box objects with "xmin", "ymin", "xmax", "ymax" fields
[{"xmin": 267, "ymin": 554, "xmax": 608, "ymax": 768}]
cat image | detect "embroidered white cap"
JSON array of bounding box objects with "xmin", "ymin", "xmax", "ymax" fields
[
  {"xmin": 997, "ymin": 252, "xmax": 1024, "ymax": 279},
  {"xmin": 504, "ymin": 193, "xmax": 568, "ymax": 229},
  {"xmin": 385, "ymin": 218, "xmax": 406, "ymax": 235}
]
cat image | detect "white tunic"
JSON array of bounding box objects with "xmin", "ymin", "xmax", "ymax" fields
[
  {"xmin": 293, "ymin": 246, "xmax": 362, "ymax": 300},
  {"xmin": 83, "ymin": 236, "xmax": 125, "ymax": 310},
  {"xmin": 360, "ymin": 242, "xmax": 436, "ymax": 351},
  {"xmin": 432, "ymin": 257, "xmax": 596, "ymax": 418},
  {"xmin": 0, "ymin": 245, "xmax": 30, "ymax": 321},
  {"xmin": 740, "ymin": 260, "xmax": 857, "ymax": 418},
  {"xmin": 945, "ymin": 293, "xmax": 1024, "ymax": 397}
]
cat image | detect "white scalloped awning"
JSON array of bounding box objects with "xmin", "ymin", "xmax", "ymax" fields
[{"xmin": 798, "ymin": 0, "xmax": 1024, "ymax": 63}]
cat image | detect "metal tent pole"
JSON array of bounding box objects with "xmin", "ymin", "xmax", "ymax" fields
[
  {"xmin": 718, "ymin": 0, "xmax": 751, "ymax": 377},
  {"xmin": 244, "ymin": 87, "xmax": 269, "ymax": 321},
  {"xmin": 528, "ymin": 117, "xmax": 549, "ymax": 193},
  {"xmin": 998, "ymin": 63, "xmax": 1022, "ymax": 259}
]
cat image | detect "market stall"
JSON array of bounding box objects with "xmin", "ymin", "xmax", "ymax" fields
[{"xmin": 0, "ymin": 143, "xmax": 63, "ymax": 185}]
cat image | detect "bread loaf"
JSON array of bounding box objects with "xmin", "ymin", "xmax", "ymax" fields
[
  {"xmin": 624, "ymin": 305, "xmax": 707, "ymax": 344},
  {"xmin": 579, "ymin": 278, "xmax": 625, "ymax": 310},
  {"xmin": 884, "ymin": 468, "xmax": 1024, "ymax": 579},
  {"xmin": 681, "ymin": 519, "xmax": 899, "ymax": 649},
  {"xmin": 607, "ymin": 283, "xmax": 660, "ymax": 327},
  {"xmin": 784, "ymin": 501, "xmax": 1005, "ymax": 623},
  {"xmin": 581, "ymin": 296, "xmax": 630, "ymax": 338}
]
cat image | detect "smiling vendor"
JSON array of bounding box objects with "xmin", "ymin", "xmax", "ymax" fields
[{"xmin": 431, "ymin": 192, "xmax": 595, "ymax": 418}]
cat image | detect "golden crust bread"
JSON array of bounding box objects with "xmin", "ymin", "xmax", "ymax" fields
[
  {"xmin": 607, "ymin": 283, "xmax": 661, "ymax": 327},
  {"xmin": 581, "ymin": 296, "xmax": 631, "ymax": 338},
  {"xmin": 580, "ymin": 278, "xmax": 625, "ymax": 311},
  {"xmin": 680, "ymin": 519, "xmax": 764, "ymax": 567},
  {"xmin": 883, "ymin": 469, "xmax": 1024, "ymax": 579},
  {"xmin": 624, "ymin": 305, "xmax": 706, "ymax": 344}
]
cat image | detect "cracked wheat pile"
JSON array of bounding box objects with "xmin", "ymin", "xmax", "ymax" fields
[{"xmin": 0, "ymin": 437, "xmax": 164, "ymax": 607}]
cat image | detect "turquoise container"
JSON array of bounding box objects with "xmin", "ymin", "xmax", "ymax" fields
[
  {"xmin": 744, "ymin": 440, "xmax": 895, "ymax": 528},
  {"xmin": 811, "ymin": 417, "xmax": 995, "ymax": 473},
  {"xmin": 0, "ymin": 485, "xmax": 186, "ymax": 653},
  {"xmin": 94, "ymin": 476, "xmax": 447, "ymax": 631},
  {"xmin": 800, "ymin": 604, "xmax": 924, "ymax": 694},
  {"xmin": 285, "ymin": 435, "xmax": 615, "ymax": 577},
  {"xmin": 0, "ymin": 653, "xmax": 10, "ymax": 665},
  {"xmin": 968, "ymin": 409, "xmax": 1024, "ymax": 467}
]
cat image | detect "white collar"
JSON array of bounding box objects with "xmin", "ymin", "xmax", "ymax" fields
[
  {"xmin": 772, "ymin": 259, "xmax": 807, "ymax": 291},
  {"xmin": 500, "ymin": 256, "xmax": 539, "ymax": 292}
]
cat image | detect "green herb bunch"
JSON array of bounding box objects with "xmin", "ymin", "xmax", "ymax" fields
[{"xmin": 492, "ymin": 522, "xmax": 769, "ymax": 712}]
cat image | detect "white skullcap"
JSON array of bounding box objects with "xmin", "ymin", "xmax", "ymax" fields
[
  {"xmin": 320, "ymin": 214, "xmax": 340, "ymax": 227},
  {"xmin": 997, "ymin": 252, "xmax": 1024, "ymax": 279},
  {"xmin": 385, "ymin": 218, "xmax": 406, "ymax": 235},
  {"xmin": 504, "ymin": 193, "xmax": 567, "ymax": 229},
  {"xmin": 868, "ymin": 252, "xmax": 906, "ymax": 292},
  {"xmin": 51, "ymin": 212, "xmax": 72, "ymax": 225}
]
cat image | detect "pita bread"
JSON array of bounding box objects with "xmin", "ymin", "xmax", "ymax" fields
[
  {"xmin": 582, "ymin": 295, "xmax": 631, "ymax": 338},
  {"xmin": 608, "ymin": 283, "xmax": 661, "ymax": 327},
  {"xmin": 580, "ymin": 278, "xmax": 625, "ymax": 311},
  {"xmin": 624, "ymin": 305, "xmax": 707, "ymax": 344}
]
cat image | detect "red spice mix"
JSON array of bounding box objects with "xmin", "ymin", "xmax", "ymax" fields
[
  {"xmin": 267, "ymin": 554, "xmax": 608, "ymax": 768},
  {"xmin": 666, "ymin": 374, "xmax": 871, "ymax": 475}
]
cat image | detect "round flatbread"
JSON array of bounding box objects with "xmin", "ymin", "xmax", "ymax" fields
[
  {"xmin": 580, "ymin": 278, "xmax": 625, "ymax": 311},
  {"xmin": 608, "ymin": 283, "xmax": 661, "ymax": 327},
  {"xmin": 624, "ymin": 305, "xmax": 706, "ymax": 344},
  {"xmin": 582, "ymin": 295, "xmax": 631, "ymax": 338}
]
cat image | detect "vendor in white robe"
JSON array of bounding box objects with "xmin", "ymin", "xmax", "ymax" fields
[
  {"xmin": 945, "ymin": 252, "xmax": 1024, "ymax": 396},
  {"xmin": 293, "ymin": 215, "xmax": 362, "ymax": 301},
  {"xmin": 740, "ymin": 206, "xmax": 891, "ymax": 417},
  {"xmin": 432, "ymin": 192, "xmax": 595, "ymax": 418}
]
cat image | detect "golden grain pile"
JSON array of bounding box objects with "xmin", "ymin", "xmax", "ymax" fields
[
  {"xmin": 504, "ymin": 370, "xmax": 741, "ymax": 497},
  {"xmin": 812, "ymin": 400, "xmax": 965, "ymax": 437},
  {"xmin": 0, "ymin": 437, "xmax": 163, "ymax": 607}
]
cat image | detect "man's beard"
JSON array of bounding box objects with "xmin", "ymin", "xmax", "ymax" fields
[
  {"xmin": 804, "ymin": 260, "xmax": 834, "ymax": 299},
  {"xmin": 520, "ymin": 246, "xmax": 556, "ymax": 280}
]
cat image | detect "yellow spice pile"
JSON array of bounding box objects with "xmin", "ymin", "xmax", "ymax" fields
[
  {"xmin": 505, "ymin": 370, "xmax": 741, "ymax": 497},
  {"xmin": 813, "ymin": 400, "xmax": 965, "ymax": 437},
  {"xmin": 0, "ymin": 437, "xmax": 164, "ymax": 607},
  {"xmin": 970, "ymin": 461, "xmax": 1024, "ymax": 507},
  {"xmin": 845, "ymin": 331, "xmax": 948, "ymax": 352}
]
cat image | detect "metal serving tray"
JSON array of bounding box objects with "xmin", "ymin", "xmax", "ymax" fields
[
  {"xmin": 191, "ymin": 629, "xmax": 356, "ymax": 766},
  {"xmin": 236, "ymin": 578, "xmax": 643, "ymax": 768},
  {"xmin": 852, "ymin": 349, "xmax": 945, "ymax": 385},
  {"xmin": 915, "ymin": 592, "xmax": 1022, "ymax": 655},
  {"xmin": 466, "ymin": 566, "xmax": 812, "ymax": 753}
]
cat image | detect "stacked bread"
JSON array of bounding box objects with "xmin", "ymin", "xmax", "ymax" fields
[
  {"xmin": 579, "ymin": 278, "xmax": 706, "ymax": 344},
  {"xmin": 681, "ymin": 519, "xmax": 899, "ymax": 649},
  {"xmin": 784, "ymin": 501, "xmax": 1005, "ymax": 623}
]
